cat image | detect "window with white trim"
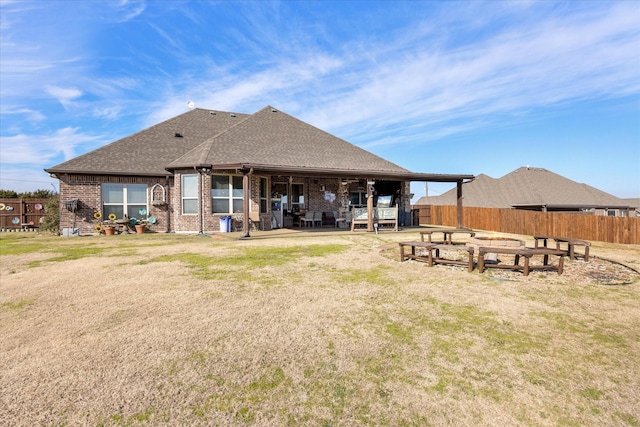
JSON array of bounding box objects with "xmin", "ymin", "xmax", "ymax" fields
[
  {"xmin": 211, "ymin": 175, "xmax": 243, "ymax": 214},
  {"xmin": 182, "ymin": 174, "xmax": 198, "ymax": 214},
  {"xmin": 102, "ymin": 184, "xmax": 148, "ymax": 219}
]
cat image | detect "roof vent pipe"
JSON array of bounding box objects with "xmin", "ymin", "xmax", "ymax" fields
[{"xmin": 175, "ymin": 132, "xmax": 183, "ymax": 138}]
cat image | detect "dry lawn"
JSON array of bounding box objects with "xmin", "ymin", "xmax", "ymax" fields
[{"xmin": 1, "ymin": 228, "xmax": 639, "ymax": 426}]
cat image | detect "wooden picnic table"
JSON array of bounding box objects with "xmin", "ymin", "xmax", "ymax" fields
[
  {"xmin": 420, "ymin": 228, "xmax": 476, "ymax": 244},
  {"xmin": 533, "ymin": 235, "xmax": 591, "ymax": 261}
]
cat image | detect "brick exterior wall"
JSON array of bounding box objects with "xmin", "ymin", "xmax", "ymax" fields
[
  {"xmin": 55, "ymin": 173, "xmax": 411, "ymax": 234},
  {"xmin": 57, "ymin": 174, "xmax": 172, "ymax": 235},
  {"xmin": 173, "ymin": 170, "xmax": 265, "ymax": 233}
]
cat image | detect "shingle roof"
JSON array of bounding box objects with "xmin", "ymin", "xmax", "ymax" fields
[
  {"xmin": 624, "ymin": 198, "xmax": 640, "ymax": 209},
  {"xmin": 46, "ymin": 108, "xmax": 249, "ymax": 176},
  {"xmin": 46, "ymin": 105, "xmax": 412, "ymax": 177},
  {"xmin": 416, "ymin": 167, "xmax": 631, "ymax": 208},
  {"xmin": 167, "ymin": 106, "xmax": 409, "ymax": 174}
]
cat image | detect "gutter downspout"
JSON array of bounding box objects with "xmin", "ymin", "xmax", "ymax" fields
[
  {"xmin": 165, "ymin": 176, "xmax": 171, "ymax": 233},
  {"xmin": 196, "ymin": 167, "xmax": 204, "ymax": 235}
]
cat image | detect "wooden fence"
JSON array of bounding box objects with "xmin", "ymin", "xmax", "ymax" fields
[
  {"xmin": 414, "ymin": 205, "xmax": 640, "ymax": 245},
  {"xmin": 0, "ymin": 198, "xmax": 50, "ymax": 230}
]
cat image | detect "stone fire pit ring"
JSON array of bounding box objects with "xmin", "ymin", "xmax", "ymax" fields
[{"xmin": 466, "ymin": 237, "xmax": 526, "ymax": 263}]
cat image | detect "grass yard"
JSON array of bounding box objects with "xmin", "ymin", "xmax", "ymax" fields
[{"xmin": 1, "ymin": 229, "xmax": 639, "ymax": 426}]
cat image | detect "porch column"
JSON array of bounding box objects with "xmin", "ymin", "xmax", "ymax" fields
[
  {"xmin": 367, "ymin": 179, "xmax": 374, "ymax": 232},
  {"xmin": 456, "ymin": 180, "xmax": 463, "ymax": 228},
  {"xmin": 242, "ymin": 170, "xmax": 251, "ymax": 238}
]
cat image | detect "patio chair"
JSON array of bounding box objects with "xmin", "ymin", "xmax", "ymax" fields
[
  {"xmin": 334, "ymin": 211, "xmax": 345, "ymax": 228},
  {"xmin": 249, "ymin": 211, "xmax": 264, "ymax": 231},
  {"xmin": 313, "ymin": 211, "xmax": 323, "ymax": 227},
  {"xmin": 300, "ymin": 211, "xmax": 315, "ymax": 228}
]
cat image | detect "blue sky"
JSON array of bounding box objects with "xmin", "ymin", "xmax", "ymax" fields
[{"xmin": 1, "ymin": 0, "xmax": 639, "ymax": 199}]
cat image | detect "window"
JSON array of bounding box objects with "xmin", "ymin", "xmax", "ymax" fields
[
  {"xmin": 211, "ymin": 175, "xmax": 243, "ymax": 214},
  {"xmin": 349, "ymin": 191, "xmax": 366, "ymax": 207},
  {"xmin": 182, "ymin": 174, "xmax": 198, "ymax": 214},
  {"xmin": 291, "ymin": 183, "xmax": 304, "ymax": 211},
  {"xmin": 260, "ymin": 178, "xmax": 268, "ymax": 213},
  {"xmin": 102, "ymin": 184, "xmax": 148, "ymax": 219}
]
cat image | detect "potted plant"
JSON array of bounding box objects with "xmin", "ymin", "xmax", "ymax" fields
[
  {"xmin": 130, "ymin": 215, "xmax": 155, "ymax": 234},
  {"xmin": 134, "ymin": 219, "xmax": 147, "ymax": 234},
  {"xmin": 94, "ymin": 212, "xmax": 118, "ymax": 235}
]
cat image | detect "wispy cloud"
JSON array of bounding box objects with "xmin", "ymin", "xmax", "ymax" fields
[
  {"xmin": 292, "ymin": 2, "xmax": 640, "ymax": 147},
  {"xmin": 45, "ymin": 86, "xmax": 83, "ymax": 109},
  {"xmin": 1, "ymin": 127, "xmax": 102, "ymax": 165},
  {"xmin": 138, "ymin": 1, "xmax": 639, "ymax": 150},
  {"xmin": 0, "ymin": 106, "xmax": 45, "ymax": 123},
  {"xmin": 115, "ymin": 0, "xmax": 146, "ymax": 22}
]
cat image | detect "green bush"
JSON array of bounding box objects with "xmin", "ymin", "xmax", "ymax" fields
[
  {"xmin": 40, "ymin": 196, "xmax": 60, "ymax": 233},
  {"xmin": 0, "ymin": 189, "xmax": 18, "ymax": 198}
]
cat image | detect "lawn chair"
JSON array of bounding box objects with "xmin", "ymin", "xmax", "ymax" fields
[
  {"xmin": 335, "ymin": 211, "xmax": 351, "ymax": 228},
  {"xmin": 300, "ymin": 211, "xmax": 315, "ymax": 228},
  {"xmin": 313, "ymin": 211, "xmax": 323, "ymax": 227}
]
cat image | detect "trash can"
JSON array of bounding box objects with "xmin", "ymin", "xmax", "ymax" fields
[{"xmin": 219, "ymin": 216, "xmax": 231, "ymax": 233}]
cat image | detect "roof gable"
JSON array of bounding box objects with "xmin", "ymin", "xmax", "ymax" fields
[{"xmin": 167, "ymin": 106, "xmax": 408, "ymax": 174}]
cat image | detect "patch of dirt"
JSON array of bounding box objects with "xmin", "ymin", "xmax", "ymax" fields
[{"xmin": 381, "ymin": 245, "xmax": 640, "ymax": 286}]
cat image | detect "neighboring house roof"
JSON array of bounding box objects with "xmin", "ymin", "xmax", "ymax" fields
[
  {"xmin": 624, "ymin": 198, "xmax": 640, "ymax": 209},
  {"xmin": 46, "ymin": 105, "xmax": 474, "ymax": 183},
  {"xmin": 415, "ymin": 166, "xmax": 632, "ymax": 209}
]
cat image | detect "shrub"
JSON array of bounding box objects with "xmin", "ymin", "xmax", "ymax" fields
[{"xmin": 40, "ymin": 196, "xmax": 60, "ymax": 233}]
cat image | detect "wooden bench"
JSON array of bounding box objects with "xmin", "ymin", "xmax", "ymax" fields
[
  {"xmin": 477, "ymin": 247, "xmax": 565, "ymax": 276},
  {"xmin": 533, "ymin": 235, "xmax": 591, "ymax": 261},
  {"xmin": 351, "ymin": 207, "xmax": 398, "ymax": 232},
  {"xmin": 399, "ymin": 241, "xmax": 475, "ymax": 272},
  {"xmin": 420, "ymin": 228, "xmax": 476, "ymax": 244},
  {"xmin": 399, "ymin": 241, "xmax": 436, "ymax": 263}
]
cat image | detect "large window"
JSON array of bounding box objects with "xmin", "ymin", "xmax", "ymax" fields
[
  {"xmin": 102, "ymin": 184, "xmax": 147, "ymax": 219},
  {"xmin": 182, "ymin": 174, "xmax": 198, "ymax": 214},
  {"xmin": 211, "ymin": 175, "xmax": 243, "ymax": 214}
]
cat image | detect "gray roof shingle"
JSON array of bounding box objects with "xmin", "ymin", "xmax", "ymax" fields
[
  {"xmin": 167, "ymin": 106, "xmax": 409, "ymax": 174},
  {"xmin": 46, "ymin": 108, "xmax": 249, "ymax": 176},
  {"xmin": 46, "ymin": 106, "xmax": 409, "ymax": 177},
  {"xmin": 416, "ymin": 167, "xmax": 630, "ymax": 208}
]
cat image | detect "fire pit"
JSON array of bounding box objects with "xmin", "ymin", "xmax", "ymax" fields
[{"xmin": 466, "ymin": 237, "xmax": 526, "ymax": 263}]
